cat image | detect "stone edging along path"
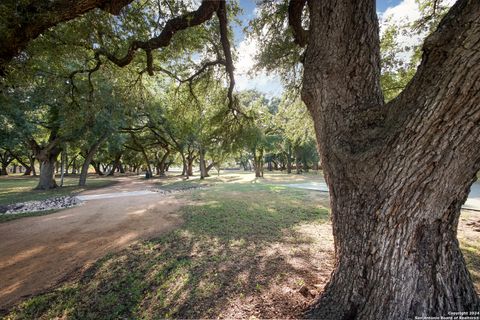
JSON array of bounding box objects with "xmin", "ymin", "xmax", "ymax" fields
[
  {"xmin": 0, "ymin": 185, "xmax": 209, "ymax": 216},
  {"xmin": 0, "ymin": 196, "xmax": 82, "ymax": 215}
]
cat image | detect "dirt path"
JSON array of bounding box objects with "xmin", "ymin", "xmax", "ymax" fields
[{"xmin": 0, "ymin": 177, "xmax": 184, "ymax": 310}]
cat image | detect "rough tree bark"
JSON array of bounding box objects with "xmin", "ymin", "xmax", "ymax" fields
[
  {"xmin": 291, "ymin": 0, "xmax": 480, "ymax": 318},
  {"xmin": 29, "ymin": 135, "xmax": 62, "ymax": 189},
  {"xmin": 36, "ymin": 149, "xmax": 61, "ymax": 189}
]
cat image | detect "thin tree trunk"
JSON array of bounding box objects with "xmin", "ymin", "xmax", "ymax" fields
[
  {"xmin": 108, "ymin": 153, "xmax": 122, "ymax": 176},
  {"xmin": 79, "ymin": 135, "xmax": 108, "ymax": 186},
  {"xmin": 295, "ymin": 149, "xmax": 302, "ymax": 175},
  {"xmin": 91, "ymin": 160, "xmax": 104, "ymax": 176},
  {"xmin": 68, "ymin": 154, "xmax": 78, "ymax": 175},
  {"xmin": 118, "ymin": 162, "xmax": 125, "ymax": 173},
  {"xmin": 181, "ymin": 153, "xmax": 188, "ymax": 176},
  {"xmin": 199, "ymin": 148, "xmax": 207, "ymax": 179},
  {"xmin": 11, "ymin": 154, "xmax": 32, "ymax": 176},
  {"xmin": 30, "ymin": 156, "xmax": 36, "ymax": 176},
  {"xmin": 206, "ymin": 162, "xmax": 215, "ymax": 175},
  {"xmin": 59, "ymin": 149, "xmax": 66, "ymax": 187},
  {"xmin": 253, "ymin": 149, "xmax": 264, "ymax": 178},
  {"xmin": 71, "ymin": 156, "xmax": 77, "ymax": 174},
  {"xmin": 187, "ymin": 153, "xmax": 195, "ymax": 176},
  {"xmin": 64, "ymin": 150, "xmax": 69, "ymax": 175},
  {"xmin": 158, "ymin": 150, "xmax": 170, "ymax": 177}
]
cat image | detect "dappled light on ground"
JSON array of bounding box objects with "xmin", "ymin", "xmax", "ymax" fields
[
  {"xmin": 1, "ymin": 174, "xmax": 479, "ymax": 319},
  {"xmin": 3, "ymin": 181, "xmax": 335, "ymax": 319}
]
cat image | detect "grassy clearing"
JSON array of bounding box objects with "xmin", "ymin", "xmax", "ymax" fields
[
  {"xmin": 3, "ymin": 173, "xmax": 480, "ymax": 319},
  {"xmin": 0, "ymin": 175, "xmax": 116, "ymax": 206},
  {"xmin": 4, "ymin": 180, "xmax": 334, "ymax": 319}
]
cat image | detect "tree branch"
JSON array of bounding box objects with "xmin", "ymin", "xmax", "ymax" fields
[
  {"xmin": 95, "ymin": 0, "xmax": 221, "ymax": 68},
  {"xmin": 288, "ymin": 0, "xmax": 309, "ymax": 47},
  {"xmin": 0, "ymin": 0, "xmax": 134, "ymax": 74}
]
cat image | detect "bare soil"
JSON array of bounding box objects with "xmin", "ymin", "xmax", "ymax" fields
[{"xmin": 0, "ymin": 177, "xmax": 184, "ymax": 310}]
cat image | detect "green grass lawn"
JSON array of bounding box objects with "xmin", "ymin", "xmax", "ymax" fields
[
  {"xmin": 0, "ymin": 175, "xmax": 117, "ymax": 207},
  {"xmin": 2, "ymin": 173, "xmax": 479, "ymax": 319},
  {"xmin": 3, "ymin": 180, "xmax": 333, "ymax": 319}
]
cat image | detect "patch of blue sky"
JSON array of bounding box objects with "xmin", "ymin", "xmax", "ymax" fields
[{"xmin": 231, "ymin": 0, "xmax": 415, "ymax": 97}]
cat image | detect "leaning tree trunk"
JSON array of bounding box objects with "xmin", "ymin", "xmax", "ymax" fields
[
  {"xmin": 296, "ymin": 0, "xmax": 480, "ymax": 319},
  {"xmin": 206, "ymin": 162, "xmax": 215, "ymax": 176},
  {"xmin": 79, "ymin": 135, "xmax": 107, "ymax": 186},
  {"xmin": 180, "ymin": 153, "xmax": 188, "ymax": 176},
  {"xmin": 12, "ymin": 154, "xmax": 34, "ymax": 176},
  {"xmin": 108, "ymin": 153, "xmax": 122, "ymax": 176},
  {"xmin": 199, "ymin": 149, "xmax": 208, "ymax": 179}
]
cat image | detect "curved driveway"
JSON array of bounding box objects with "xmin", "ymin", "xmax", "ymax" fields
[{"xmin": 0, "ymin": 177, "xmax": 184, "ymax": 310}]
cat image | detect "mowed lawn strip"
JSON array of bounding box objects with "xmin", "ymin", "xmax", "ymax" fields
[{"xmin": 0, "ymin": 175, "xmax": 117, "ymax": 206}]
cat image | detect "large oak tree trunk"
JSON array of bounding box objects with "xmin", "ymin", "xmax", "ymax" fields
[
  {"xmin": 296, "ymin": 0, "xmax": 480, "ymax": 318},
  {"xmin": 36, "ymin": 151, "xmax": 60, "ymax": 190}
]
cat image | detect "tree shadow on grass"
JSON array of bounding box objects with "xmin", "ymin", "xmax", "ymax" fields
[{"xmin": 5, "ymin": 186, "xmax": 335, "ymax": 319}]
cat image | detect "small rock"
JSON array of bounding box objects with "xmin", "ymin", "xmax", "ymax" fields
[{"xmin": 299, "ymin": 286, "xmax": 315, "ymax": 298}]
